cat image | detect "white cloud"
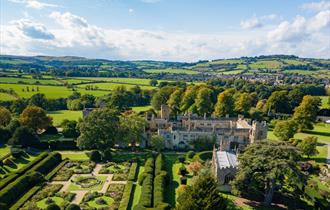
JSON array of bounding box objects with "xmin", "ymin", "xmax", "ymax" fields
[
  {"xmin": 241, "ymin": 14, "xmax": 280, "ymax": 29},
  {"xmin": 8, "ymin": 0, "xmax": 58, "ymax": 9},
  {"xmin": 301, "ymin": 1, "xmax": 330, "ymax": 12},
  {"xmin": 1, "ymin": 10, "xmax": 329, "ymax": 61},
  {"xmin": 128, "ymin": 8, "xmax": 134, "ymax": 14},
  {"xmin": 12, "ymin": 18, "xmax": 55, "ymax": 40}
]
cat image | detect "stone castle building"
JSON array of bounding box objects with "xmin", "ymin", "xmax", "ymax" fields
[{"xmin": 146, "ymin": 105, "xmax": 267, "ymax": 191}]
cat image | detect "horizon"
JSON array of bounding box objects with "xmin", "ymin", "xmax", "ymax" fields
[{"xmin": 1, "ymin": 0, "xmax": 330, "ymax": 61}]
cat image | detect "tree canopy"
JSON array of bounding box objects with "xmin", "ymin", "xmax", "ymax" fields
[{"xmin": 19, "ymin": 106, "xmax": 52, "ymax": 132}]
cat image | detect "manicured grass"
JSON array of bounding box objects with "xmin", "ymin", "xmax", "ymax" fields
[
  {"xmin": 67, "ymin": 175, "xmax": 107, "ymax": 191},
  {"xmin": 0, "ymin": 145, "xmax": 11, "ymax": 156},
  {"xmin": 144, "ymin": 68, "xmax": 199, "ymax": 74},
  {"xmin": 48, "ymin": 110, "xmax": 83, "ymax": 126},
  {"xmin": 60, "ymin": 152, "xmax": 90, "ymax": 161},
  {"xmin": 87, "ymin": 196, "xmax": 114, "ymax": 208},
  {"xmin": 132, "ymin": 166, "xmax": 144, "ymax": 208},
  {"xmin": 0, "ymin": 153, "xmax": 39, "ymax": 177},
  {"xmin": 220, "ymin": 70, "xmax": 244, "ymax": 75},
  {"xmin": 0, "ymin": 83, "xmax": 109, "ymax": 99},
  {"xmin": 77, "ymin": 82, "xmax": 156, "ymax": 90},
  {"xmin": 249, "ymin": 60, "xmax": 284, "ymax": 70},
  {"xmin": 132, "ymin": 105, "xmax": 152, "ymax": 112},
  {"xmin": 36, "ymin": 196, "xmax": 65, "ymax": 209},
  {"xmin": 0, "ymin": 92, "xmax": 17, "ymax": 101},
  {"xmin": 310, "ymin": 145, "xmax": 328, "ymax": 163}
]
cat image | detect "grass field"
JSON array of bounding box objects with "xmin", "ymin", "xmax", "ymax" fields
[
  {"xmin": 60, "ymin": 152, "xmax": 90, "ymax": 161},
  {"xmin": 0, "ymin": 153, "xmax": 39, "ymax": 178},
  {"xmin": 0, "ymin": 92, "xmax": 17, "ymax": 101},
  {"xmin": 36, "ymin": 196, "xmax": 64, "ymax": 209},
  {"xmin": 0, "ymin": 83, "xmax": 109, "ymax": 99},
  {"xmin": 320, "ymin": 96, "xmax": 329, "ymax": 108},
  {"xmin": 132, "ymin": 105, "xmax": 152, "ymax": 112},
  {"xmin": 144, "ymin": 68, "xmax": 199, "ymax": 74},
  {"xmin": 220, "ymin": 70, "xmax": 244, "ymax": 75},
  {"xmin": 68, "ymin": 175, "xmax": 107, "ymax": 191},
  {"xmin": 77, "ymin": 82, "xmax": 156, "ymax": 90},
  {"xmin": 0, "ymin": 77, "xmax": 60, "ymax": 85},
  {"xmin": 249, "ymin": 60, "xmax": 283, "ymax": 70},
  {"xmin": 73, "ymin": 77, "xmax": 164, "ymax": 86},
  {"xmin": 132, "ymin": 166, "xmax": 144, "ymax": 208},
  {"xmin": 48, "ymin": 110, "xmax": 83, "ymax": 125},
  {"xmin": 0, "ymin": 146, "xmax": 11, "ymax": 156}
]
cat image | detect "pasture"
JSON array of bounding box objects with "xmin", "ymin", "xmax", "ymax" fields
[
  {"xmin": 0, "ymin": 93, "xmax": 17, "ymax": 101},
  {"xmin": 48, "ymin": 110, "xmax": 83, "ymax": 126},
  {"xmin": 143, "ymin": 68, "xmax": 199, "ymax": 74},
  {"xmin": 77, "ymin": 82, "xmax": 156, "ymax": 90},
  {"xmin": 0, "ymin": 77, "xmax": 61, "ymax": 85}
]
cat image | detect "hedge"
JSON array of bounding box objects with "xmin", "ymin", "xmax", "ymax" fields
[
  {"xmin": 118, "ymin": 181, "xmax": 134, "ymax": 210},
  {"xmin": 137, "ymin": 174, "xmax": 153, "ymax": 208},
  {"xmin": 30, "ymin": 152, "xmax": 62, "ymax": 175},
  {"xmin": 128, "ymin": 162, "xmax": 138, "ymax": 181},
  {"xmin": 193, "ymin": 151, "xmax": 212, "ymax": 162},
  {"xmin": 153, "ymin": 173, "xmax": 166, "ymax": 207},
  {"xmin": 0, "ymin": 152, "xmax": 48, "ymax": 190},
  {"xmin": 9, "ymin": 184, "xmax": 43, "ymax": 210},
  {"xmin": 138, "ymin": 157, "xmax": 155, "ymax": 185},
  {"xmin": 0, "ymin": 171, "xmax": 44, "ymax": 208},
  {"xmin": 155, "ymin": 154, "xmax": 165, "ymax": 176},
  {"xmin": 44, "ymin": 159, "xmax": 69, "ymax": 181}
]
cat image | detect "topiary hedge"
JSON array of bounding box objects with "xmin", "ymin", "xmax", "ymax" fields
[
  {"xmin": 30, "ymin": 152, "xmax": 62, "ymax": 175},
  {"xmin": 118, "ymin": 181, "xmax": 133, "ymax": 210},
  {"xmin": 0, "ymin": 171, "xmax": 44, "ymax": 208},
  {"xmin": 44, "ymin": 159, "xmax": 69, "ymax": 181},
  {"xmin": 153, "ymin": 173, "xmax": 166, "ymax": 208},
  {"xmin": 138, "ymin": 173, "xmax": 153, "ymax": 208},
  {"xmin": 193, "ymin": 151, "xmax": 212, "ymax": 162},
  {"xmin": 9, "ymin": 184, "xmax": 43, "ymax": 210},
  {"xmin": 128, "ymin": 162, "xmax": 138, "ymax": 181},
  {"xmin": 155, "ymin": 154, "xmax": 165, "ymax": 176}
]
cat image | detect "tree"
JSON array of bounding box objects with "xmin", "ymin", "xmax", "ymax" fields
[
  {"xmin": 176, "ymin": 172, "xmax": 227, "ymax": 210},
  {"xmin": 10, "ymin": 98, "xmax": 28, "ymax": 114},
  {"xmin": 273, "ymin": 120, "xmax": 298, "ymax": 141},
  {"xmin": 29, "ymin": 93, "xmax": 48, "ymax": 109},
  {"xmin": 180, "ymin": 86, "xmax": 199, "ymax": 113},
  {"xmin": 0, "ymin": 127, "xmax": 11, "ymax": 144},
  {"xmin": 20, "ymin": 106, "xmax": 52, "ymax": 132},
  {"xmin": 299, "ymin": 136, "xmax": 318, "ymax": 158},
  {"xmin": 189, "ymin": 135, "xmax": 216, "ymax": 151},
  {"xmin": 46, "ymin": 204, "xmax": 61, "ymax": 210},
  {"xmin": 214, "ymin": 88, "xmax": 236, "ymax": 117},
  {"xmin": 187, "ymin": 161, "xmax": 202, "ymax": 176},
  {"xmin": 234, "ymin": 92, "xmax": 255, "ymax": 116},
  {"xmin": 67, "ymin": 99, "xmax": 83, "ymax": 110},
  {"xmin": 77, "ymin": 108, "xmax": 120, "ymax": 150},
  {"xmin": 120, "ymin": 113, "xmax": 147, "ymax": 147},
  {"xmin": 150, "ymin": 135, "xmax": 165, "ymax": 152},
  {"xmin": 6, "ymin": 118, "xmax": 21, "ymax": 133},
  {"xmin": 66, "ymin": 204, "xmax": 81, "ymax": 210},
  {"xmin": 292, "ymin": 95, "xmax": 321, "ymax": 131},
  {"xmin": 80, "ymin": 94, "xmax": 95, "ymax": 108},
  {"xmin": 0, "ymin": 106, "xmax": 11, "ymax": 127},
  {"xmin": 107, "ymin": 86, "xmax": 132, "ymax": 111},
  {"xmin": 8, "ymin": 126, "xmax": 39, "ymax": 147},
  {"xmin": 149, "ymin": 79, "xmax": 158, "ymax": 87},
  {"xmin": 266, "ymin": 90, "xmax": 288, "ymax": 114},
  {"xmin": 167, "ymin": 88, "xmax": 183, "ymax": 117},
  {"xmin": 151, "ymin": 86, "xmax": 176, "ymax": 110},
  {"xmin": 231, "ymin": 141, "xmax": 304, "ymax": 206},
  {"xmin": 61, "ymin": 120, "xmax": 80, "ymax": 138},
  {"xmin": 89, "ymin": 150, "xmax": 102, "ymax": 162},
  {"xmin": 195, "ymin": 87, "xmax": 213, "ymax": 116}
]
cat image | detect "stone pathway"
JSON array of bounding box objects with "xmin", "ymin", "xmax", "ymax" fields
[{"xmin": 49, "ymin": 163, "xmax": 127, "ymax": 204}]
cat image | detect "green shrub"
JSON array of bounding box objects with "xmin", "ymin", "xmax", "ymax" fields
[
  {"xmin": 180, "ymin": 176, "xmax": 187, "ymax": 185},
  {"xmin": 153, "ymin": 174, "xmax": 167, "ymax": 207},
  {"xmin": 193, "ymin": 151, "xmax": 212, "ymax": 162},
  {"xmin": 178, "ymin": 156, "xmax": 185, "ymax": 163},
  {"xmin": 9, "ymin": 184, "xmax": 42, "ymax": 210},
  {"xmin": 178, "ymin": 166, "xmax": 188, "ymax": 176},
  {"xmin": 128, "ymin": 162, "xmax": 138, "ymax": 181},
  {"xmin": 155, "ymin": 153, "xmax": 165, "ymax": 176},
  {"xmin": 30, "ymin": 152, "xmax": 62, "ymax": 175},
  {"xmin": 65, "ymin": 204, "xmax": 81, "ymax": 210},
  {"xmin": 46, "ymin": 203, "xmax": 61, "ymax": 210},
  {"xmin": 138, "ymin": 174, "xmax": 153, "ymax": 208},
  {"xmin": 186, "ymin": 151, "xmax": 195, "ymax": 159},
  {"xmin": 102, "ymin": 148, "xmax": 112, "ymax": 161},
  {"xmin": 155, "ymin": 202, "xmax": 171, "ymax": 210},
  {"xmin": 118, "ymin": 181, "xmax": 133, "ymax": 210},
  {"xmin": 44, "ymin": 160, "xmax": 69, "ymax": 180},
  {"xmin": 0, "ymin": 172, "xmax": 44, "ymax": 208},
  {"xmin": 89, "ymin": 150, "xmax": 101, "ymax": 163}
]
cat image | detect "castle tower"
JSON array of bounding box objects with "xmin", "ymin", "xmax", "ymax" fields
[
  {"xmin": 250, "ymin": 121, "xmax": 268, "ymax": 143},
  {"xmin": 160, "ymin": 104, "xmax": 170, "ymax": 120}
]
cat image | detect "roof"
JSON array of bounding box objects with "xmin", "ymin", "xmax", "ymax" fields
[{"xmin": 216, "ymin": 151, "xmax": 238, "ymax": 169}]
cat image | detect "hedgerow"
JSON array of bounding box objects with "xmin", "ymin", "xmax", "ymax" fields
[{"xmin": 118, "ymin": 181, "xmax": 134, "ymax": 210}]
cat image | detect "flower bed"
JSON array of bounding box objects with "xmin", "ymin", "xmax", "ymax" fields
[
  {"xmin": 99, "ymin": 162, "xmax": 131, "ymax": 174},
  {"xmin": 75, "ymin": 177, "xmax": 101, "ymax": 188},
  {"xmin": 52, "ymin": 161, "xmax": 96, "ymax": 181}
]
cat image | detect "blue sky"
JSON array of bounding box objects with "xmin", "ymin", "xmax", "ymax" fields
[{"xmin": 1, "ymin": 0, "xmax": 329, "ymax": 61}]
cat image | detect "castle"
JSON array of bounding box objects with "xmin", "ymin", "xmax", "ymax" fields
[{"xmin": 146, "ymin": 105, "xmax": 268, "ymax": 190}]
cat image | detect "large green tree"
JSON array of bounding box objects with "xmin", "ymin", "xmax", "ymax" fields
[
  {"xmin": 176, "ymin": 172, "xmax": 227, "ymax": 210},
  {"xmin": 273, "ymin": 120, "xmax": 298, "ymax": 141},
  {"xmin": 77, "ymin": 108, "xmax": 120, "ymax": 150},
  {"xmin": 151, "ymin": 86, "xmax": 176, "ymax": 110},
  {"xmin": 20, "ymin": 106, "xmax": 52, "ymax": 132},
  {"xmin": 120, "ymin": 113, "xmax": 147, "ymax": 147},
  {"xmin": 167, "ymin": 88, "xmax": 184, "ymax": 117},
  {"xmin": 150, "ymin": 135, "xmax": 165, "ymax": 152},
  {"xmin": 195, "ymin": 87, "xmax": 213, "ymax": 116},
  {"xmin": 234, "ymin": 92, "xmax": 256, "ymax": 116},
  {"xmin": 0, "ymin": 106, "xmax": 11, "ymax": 127},
  {"xmin": 214, "ymin": 88, "xmax": 236, "ymax": 117},
  {"xmin": 292, "ymin": 95, "xmax": 321, "ymax": 130},
  {"xmin": 298, "ymin": 136, "xmax": 318, "ymax": 158},
  {"xmin": 266, "ymin": 90, "xmax": 288, "ymax": 114},
  {"xmin": 231, "ymin": 141, "xmax": 304, "ymax": 206},
  {"xmin": 8, "ymin": 126, "xmax": 39, "ymax": 147},
  {"xmin": 180, "ymin": 86, "xmax": 199, "ymax": 113}
]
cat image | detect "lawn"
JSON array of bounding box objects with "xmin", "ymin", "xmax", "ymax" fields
[
  {"xmin": 0, "ymin": 83, "xmax": 109, "ymax": 99},
  {"xmin": 73, "ymin": 77, "xmax": 162, "ymax": 86},
  {"xmin": 67, "ymin": 175, "xmax": 107, "ymax": 191},
  {"xmin": 0, "ymin": 76, "xmax": 60, "ymax": 85},
  {"xmin": 48, "ymin": 110, "xmax": 83, "ymax": 126},
  {"xmin": 0, "ymin": 145, "xmax": 11, "ymax": 156},
  {"xmin": 132, "ymin": 166, "xmax": 144, "ymax": 209},
  {"xmin": 0, "ymin": 153, "xmax": 39, "ymax": 178},
  {"xmin": 132, "ymin": 105, "xmax": 152, "ymax": 112},
  {"xmin": 60, "ymin": 152, "xmax": 90, "ymax": 161},
  {"xmin": 143, "ymin": 68, "xmax": 199, "ymax": 74},
  {"xmin": 87, "ymin": 196, "xmax": 114, "ymax": 208},
  {"xmin": 0, "ymin": 92, "xmax": 17, "ymax": 101}
]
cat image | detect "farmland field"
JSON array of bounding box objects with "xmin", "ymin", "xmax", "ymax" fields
[
  {"xmin": 132, "ymin": 105, "xmax": 152, "ymax": 112},
  {"xmin": 48, "ymin": 110, "xmax": 83, "ymax": 125},
  {"xmin": 73, "ymin": 77, "xmax": 165, "ymax": 86},
  {"xmin": 0, "ymin": 92, "xmax": 17, "ymax": 101},
  {"xmin": 0, "ymin": 77, "xmax": 61, "ymax": 85},
  {"xmin": 320, "ymin": 96, "xmax": 329, "ymax": 108},
  {"xmin": 248, "ymin": 60, "xmax": 284, "ymax": 70},
  {"xmin": 143, "ymin": 68, "xmax": 199, "ymax": 74},
  {"xmin": 77, "ymin": 82, "xmax": 156, "ymax": 90}
]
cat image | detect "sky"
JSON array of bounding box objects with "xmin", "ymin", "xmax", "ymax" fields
[{"xmin": 0, "ymin": 0, "xmax": 329, "ymax": 61}]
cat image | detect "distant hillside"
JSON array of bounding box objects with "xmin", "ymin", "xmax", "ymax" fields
[{"xmin": 0, "ymin": 54, "xmax": 329, "ymax": 78}]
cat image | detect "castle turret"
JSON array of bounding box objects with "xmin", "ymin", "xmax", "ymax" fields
[{"xmin": 249, "ymin": 121, "xmax": 268, "ymax": 143}]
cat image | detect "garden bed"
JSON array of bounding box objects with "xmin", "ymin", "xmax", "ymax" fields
[{"xmin": 67, "ymin": 176, "xmax": 107, "ymax": 191}]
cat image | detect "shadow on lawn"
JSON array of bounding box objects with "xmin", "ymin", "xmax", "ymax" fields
[
  {"xmin": 165, "ymin": 155, "xmax": 179, "ymax": 208},
  {"xmin": 303, "ymin": 130, "xmax": 330, "ymax": 137}
]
